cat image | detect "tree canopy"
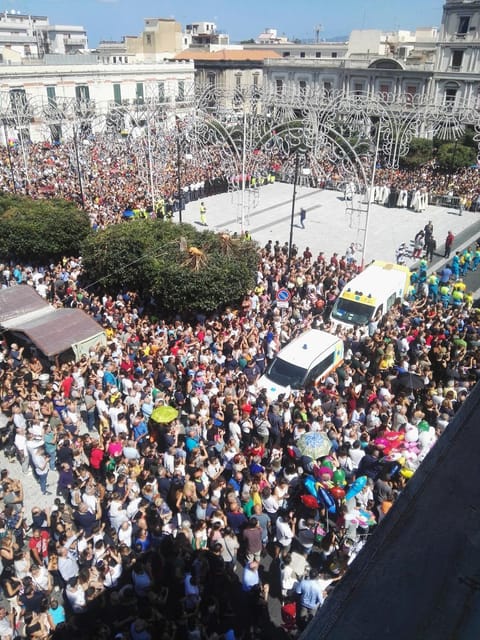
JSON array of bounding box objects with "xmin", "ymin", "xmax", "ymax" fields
[
  {"xmin": 400, "ymin": 137, "xmax": 434, "ymax": 169},
  {"xmin": 0, "ymin": 194, "xmax": 90, "ymax": 263},
  {"xmin": 82, "ymin": 220, "xmax": 259, "ymax": 315},
  {"xmin": 436, "ymin": 142, "xmax": 477, "ymax": 170}
]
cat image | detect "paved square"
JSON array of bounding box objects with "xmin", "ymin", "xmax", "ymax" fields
[{"xmin": 182, "ymin": 182, "xmax": 479, "ymax": 265}]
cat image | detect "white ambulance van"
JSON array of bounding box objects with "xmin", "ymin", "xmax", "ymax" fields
[
  {"xmin": 257, "ymin": 329, "xmax": 344, "ymax": 401},
  {"xmin": 330, "ymin": 260, "xmax": 410, "ymax": 331}
]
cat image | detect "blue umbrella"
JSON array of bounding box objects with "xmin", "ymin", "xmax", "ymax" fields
[
  {"xmin": 297, "ymin": 432, "xmax": 332, "ymax": 460},
  {"xmin": 123, "ymin": 208, "xmax": 134, "ymax": 218}
]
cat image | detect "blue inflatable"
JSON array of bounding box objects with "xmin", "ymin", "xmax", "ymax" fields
[
  {"xmin": 317, "ymin": 486, "xmax": 336, "ymax": 515},
  {"xmin": 345, "ymin": 475, "xmax": 368, "ymax": 502}
]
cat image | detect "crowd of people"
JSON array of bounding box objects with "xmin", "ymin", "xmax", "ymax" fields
[
  {"xmin": 0, "ymin": 212, "xmax": 479, "ymax": 640},
  {"xmin": 0, "ymin": 127, "xmax": 479, "ymax": 639},
  {"xmin": 0, "ymin": 135, "xmax": 480, "ymax": 230}
]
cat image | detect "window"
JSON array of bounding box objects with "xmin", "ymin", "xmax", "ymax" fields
[
  {"xmin": 276, "ymin": 79, "xmax": 284, "ymax": 96},
  {"xmin": 49, "ymin": 124, "xmax": 61, "ymax": 145},
  {"xmin": 379, "ymin": 83, "xmax": 390, "ymax": 100},
  {"xmin": 323, "ymin": 81, "xmax": 332, "ymax": 93},
  {"xmin": 445, "ymin": 83, "xmax": 458, "ymax": 107},
  {"xmin": 158, "ymin": 81, "xmax": 165, "ymax": 102},
  {"xmin": 354, "ymin": 82, "xmax": 363, "ymax": 96},
  {"xmin": 458, "ymin": 16, "xmax": 470, "ymax": 36},
  {"xmin": 299, "ymin": 80, "xmax": 307, "ymax": 96},
  {"xmin": 207, "ymin": 73, "xmax": 215, "ymax": 87},
  {"xmin": 177, "ymin": 80, "xmax": 185, "ymax": 102},
  {"xmin": 300, "ymin": 51, "xmax": 305, "ymax": 58},
  {"xmin": 235, "ymin": 74, "xmax": 241, "ymax": 90},
  {"xmin": 9, "ymin": 88, "xmax": 27, "ymax": 112},
  {"xmin": 316, "ymin": 51, "xmax": 321, "ymax": 58},
  {"xmin": 331, "ymin": 51, "xmax": 337, "ymax": 58},
  {"xmin": 282, "ymin": 51, "xmax": 290, "ymax": 58},
  {"xmin": 253, "ymin": 73, "xmax": 259, "ymax": 89},
  {"xmin": 113, "ymin": 83, "xmax": 122, "ymax": 105},
  {"xmin": 46, "ymin": 85, "xmax": 56, "ymax": 106},
  {"xmin": 75, "ymin": 85, "xmax": 90, "ymax": 103},
  {"xmin": 135, "ymin": 82, "xmax": 144, "ymax": 104},
  {"xmin": 305, "ymin": 353, "xmax": 335, "ymax": 386},
  {"xmin": 451, "ymin": 50, "xmax": 464, "ymax": 70},
  {"xmin": 405, "ymin": 85, "xmax": 417, "ymax": 105},
  {"xmin": 146, "ymin": 34, "xmax": 152, "ymax": 45}
]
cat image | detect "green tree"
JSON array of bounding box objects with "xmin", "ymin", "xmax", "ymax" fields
[
  {"xmin": 400, "ymin": 137, "xmax": 433, "ymax": 169},
  {"xmin": 0, "ymin": 195, "xmax": 90, "ymax": 263},
  {"xmin": 436, "ymin": 142, "xmax": 476, "ymax": 170},
  {"xmin": 82, "ymin": 220, "xmax": 258, "ymax": 314}
]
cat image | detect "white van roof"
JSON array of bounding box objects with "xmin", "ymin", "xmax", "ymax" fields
[
  {"xmin": 339, "ymin": 261, "xmax": 410, "ymax": 306},
  {"xmin": 276, "ymin": 329, "xmax": 341, "ymax": 370}
]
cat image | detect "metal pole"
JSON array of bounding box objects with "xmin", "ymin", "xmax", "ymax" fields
[
  {"xmin": 241, "ymin": 108, "xmax": 247, "ymax": 234},
  {"xmin": 146, "ymin": 117, "xmax": 155, "ymax": 213},
  {"xmin": 3, "ymin": 122, "xmax": 17, "ymax": 194},
  {"xmin": 15, "ymin": 114, "xmax": 29, "ymax": 194},
  {"xmin": 73, "ymin": 126, "xmax": 85, "ymax": 209},
  {"xmin": 362, "ymin": 124, "xmax": 381, "ymax": 269},
  {"xmin": 177, "ymin": 135, "xmax": 182, "ymax": 224},
  {"xmin": 288, "ymin": 153, "xmax": 300, "ymax": 269}
]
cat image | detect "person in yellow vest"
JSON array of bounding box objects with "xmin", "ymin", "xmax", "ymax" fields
[
  {"xmin": 464, "ymin": 291, "xmax": 473, "ymax": 309},
  {"xmin": 427, "ymin": 273, "xmax": 439, "ymax": 303},
  {"xmin": 439, "ymin": 283, "xmax": 451, "ymax": 308},
  {"xmin": 156, "ymin": 198, "xmax": 165, "ymax": 221},
  {"xmin": 452, "ymin": 287, "xmax": 464, "ymax": 306},
  {"xmin": 453, "ymin": 279, "xmax": 466, "ymax": 292},
  {"xmin": 243, "ymin": 230, "xmax": 252, "ymax": 241},
  {"xmin": 461, "ymin": 248, "xmax": 472, "ymax": 276},
  {"xmin": 200, "ymin": 202, "xmax": 207, "ymax": 226},
  {"xmin": 473, "ymin": 247, "xmax": 480, "ymax": 271}
]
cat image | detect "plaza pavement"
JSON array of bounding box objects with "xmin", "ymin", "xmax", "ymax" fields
[{"xmin": 182, "ymin": 182, "xmax": 480, "ymax": 268}]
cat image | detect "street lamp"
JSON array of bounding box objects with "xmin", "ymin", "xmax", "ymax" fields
[
  {"xmin": 2, "ymin": 120, "xmax": 17, "ymax": 194},
  {"xmin": 176, "ymin": 130, "xmax": 193, "ymax": 224},
  {"xmin": 288, "ymin": 152, "xmax": 309, "ymax": 269},
  {"xmin": 72, "ymin": 125, "xmax": 85, "ymax": 209},
  {"xmin": 362, "ymin": 123, "xmax": 382, "ymax": 269}
]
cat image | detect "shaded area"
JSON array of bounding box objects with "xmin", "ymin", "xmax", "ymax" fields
[{"xmin": 302, "ymin": 382, "xmax": 480, "ymax": 640}]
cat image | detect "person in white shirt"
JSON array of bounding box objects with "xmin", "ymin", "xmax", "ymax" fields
[
  {"xmin": 275, "ymin": 510, "xmax": 295, "ymax": 557},
  {"xmin": 65, "ymin": 577, "xmax": 85, "ymax": 613},
  {"xmin": 108, "ymin": 494, "xmax": 128, "ymax": 530},
  {"xmin": 0, "ymin": 606, "xmax": 14, "ymax": 639},
  {"xmin": 58, "ymin": 547, "xmax": 79, "ymax": 584},
  {"xmin": 82, "ymin": 485, "xmax": 99, "ymax": 515}
]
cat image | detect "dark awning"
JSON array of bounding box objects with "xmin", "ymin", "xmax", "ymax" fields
[{"xmin": 0, "ymin": 285, "xmax": 106, "ymax": 358}]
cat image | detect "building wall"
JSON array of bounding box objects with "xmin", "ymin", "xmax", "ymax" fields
[
  {"xmin": 433, "ymin": 0, "xmax": 480, "ymax": 105},
  {"xmin": 0, "ymin": 59, "xmax": 195, "ymax": 142}
]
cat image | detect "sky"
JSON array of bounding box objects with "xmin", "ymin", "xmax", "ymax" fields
[{"xmin": 2, "ymin": 0, "xmax": 443, "ymax": 48}]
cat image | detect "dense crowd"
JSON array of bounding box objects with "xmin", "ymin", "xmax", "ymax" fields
[
  {"xmin": 0, "ymin": 215, "xmax": 478, "ymax": 639},
  {"xmin": 1, "ymin": 136, "xmax": 480, "ymax": 230}
]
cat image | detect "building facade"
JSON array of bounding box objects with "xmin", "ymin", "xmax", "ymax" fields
[
  {"xmin": 0, "ymin": 56, "xmax": 194, "ymax": 142},
  {"xmin": 261, "ymin": 1, "xmax": 480, "ymax": 109},
  {"xmin": 433, "ymin": 0, "xmax": 480, "ymax": 106},
  {"xmin": 0, "ymin": 11, "xmax": 88, "ymax": 62}
]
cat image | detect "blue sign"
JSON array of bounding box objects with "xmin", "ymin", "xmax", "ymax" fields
[{"xmin": 276, "ymin": 288, "xmax": 291, "ymax": 302}]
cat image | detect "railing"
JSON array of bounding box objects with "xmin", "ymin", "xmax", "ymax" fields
[{"xmin": 430, "ymin": 194, "xmax": 460, "ymax": 209}]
